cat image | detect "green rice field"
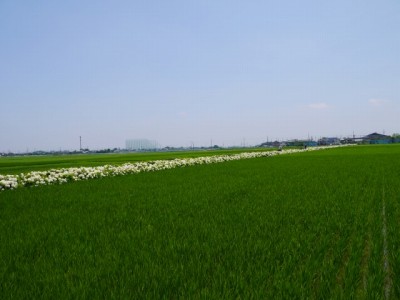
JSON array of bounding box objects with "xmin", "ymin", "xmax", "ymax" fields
[{"xmin": 1, "ymin": 145, "xmax": 399, "ymax": 298}]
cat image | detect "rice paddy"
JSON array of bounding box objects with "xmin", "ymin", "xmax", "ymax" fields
[{"xmin": 0, "ymin": 145, "xmax": 399, "ymax": 298}]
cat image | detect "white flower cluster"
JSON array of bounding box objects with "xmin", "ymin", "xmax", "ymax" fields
[
  {"xmin": 0, "ymin": 145, "xmax": 348, "ymax": 191},
  {"xmin": 0, "ymin": 175, "xmax": 19, "ymax": 190}
]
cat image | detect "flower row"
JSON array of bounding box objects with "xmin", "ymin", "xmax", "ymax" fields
[{"xmin": 0, "ymin": 145, "xmax": 348, "ymax": 191}]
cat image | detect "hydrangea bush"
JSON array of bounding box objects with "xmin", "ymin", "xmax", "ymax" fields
[{"xmin": 0, "ymin": 146, "xmax": 348, "ymax": 191}]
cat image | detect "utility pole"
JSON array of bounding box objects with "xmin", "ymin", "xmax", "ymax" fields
[{"xmin": 80, "ymin": 136, "xmax": 82, "ymax": 151}]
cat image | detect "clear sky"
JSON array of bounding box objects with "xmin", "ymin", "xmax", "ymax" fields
[{"xmin": 1, "ymin": 0, "xmax": 399, "ymax": 152}]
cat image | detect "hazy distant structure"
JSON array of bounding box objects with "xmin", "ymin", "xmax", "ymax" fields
[{"xmin": 126, "ymin": 139, "xmax": 158, "ymax": 151}]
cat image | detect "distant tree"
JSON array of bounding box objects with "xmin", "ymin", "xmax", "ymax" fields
[{"xmin": 392, "ymin": 133, "xmax": 400, "ymax": 138}]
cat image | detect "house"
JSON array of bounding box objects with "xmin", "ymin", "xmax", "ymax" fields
[{"xmin": 362, "ymin": 132, "xmax": 392, "ymax": 144}]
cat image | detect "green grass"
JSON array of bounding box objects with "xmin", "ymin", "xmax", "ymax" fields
[
  {"xmin": 0, "ymin": 148, "xmax": 271, "ymax": 175},
  {"xmin": 0, "ymin": 145, "xmax": 399, "ymax": 298}
]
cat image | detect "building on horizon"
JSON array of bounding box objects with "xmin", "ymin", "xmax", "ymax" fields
[
  {"xmin": 125, "ymin": 139, "xmax": 158, "ymax": 151},
  {"xmin": 318, "ymin": 137, "xmax": 341, "ymax": 145},
  {"xmin": 285, "ymin": 139, "xmax": 318, "ymax": 147},
  {"xmin": 341, "ymin": 132, "xmax": 399, "ymax": 144},
  {"xmin": 362, "ymin": 132, "xmax": 392, "ymax": 144}
]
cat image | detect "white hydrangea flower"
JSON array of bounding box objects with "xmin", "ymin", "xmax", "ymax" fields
[{"xmin": 0, "ymin": 145, "xmax": 351, "ymax": 191}]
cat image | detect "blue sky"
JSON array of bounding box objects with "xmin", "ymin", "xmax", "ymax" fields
[{"xmin": 1, "ymin": 0, "xmax": 399, "ymax": 151}]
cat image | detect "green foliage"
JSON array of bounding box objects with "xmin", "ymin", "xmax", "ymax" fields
[
  {"xmin": 0, "ymin": 145, "xmax": 399, "ymax": 298},
  {"xmin": 392, "ymin": 133, "xmax": 400, "ymax": 138}
]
